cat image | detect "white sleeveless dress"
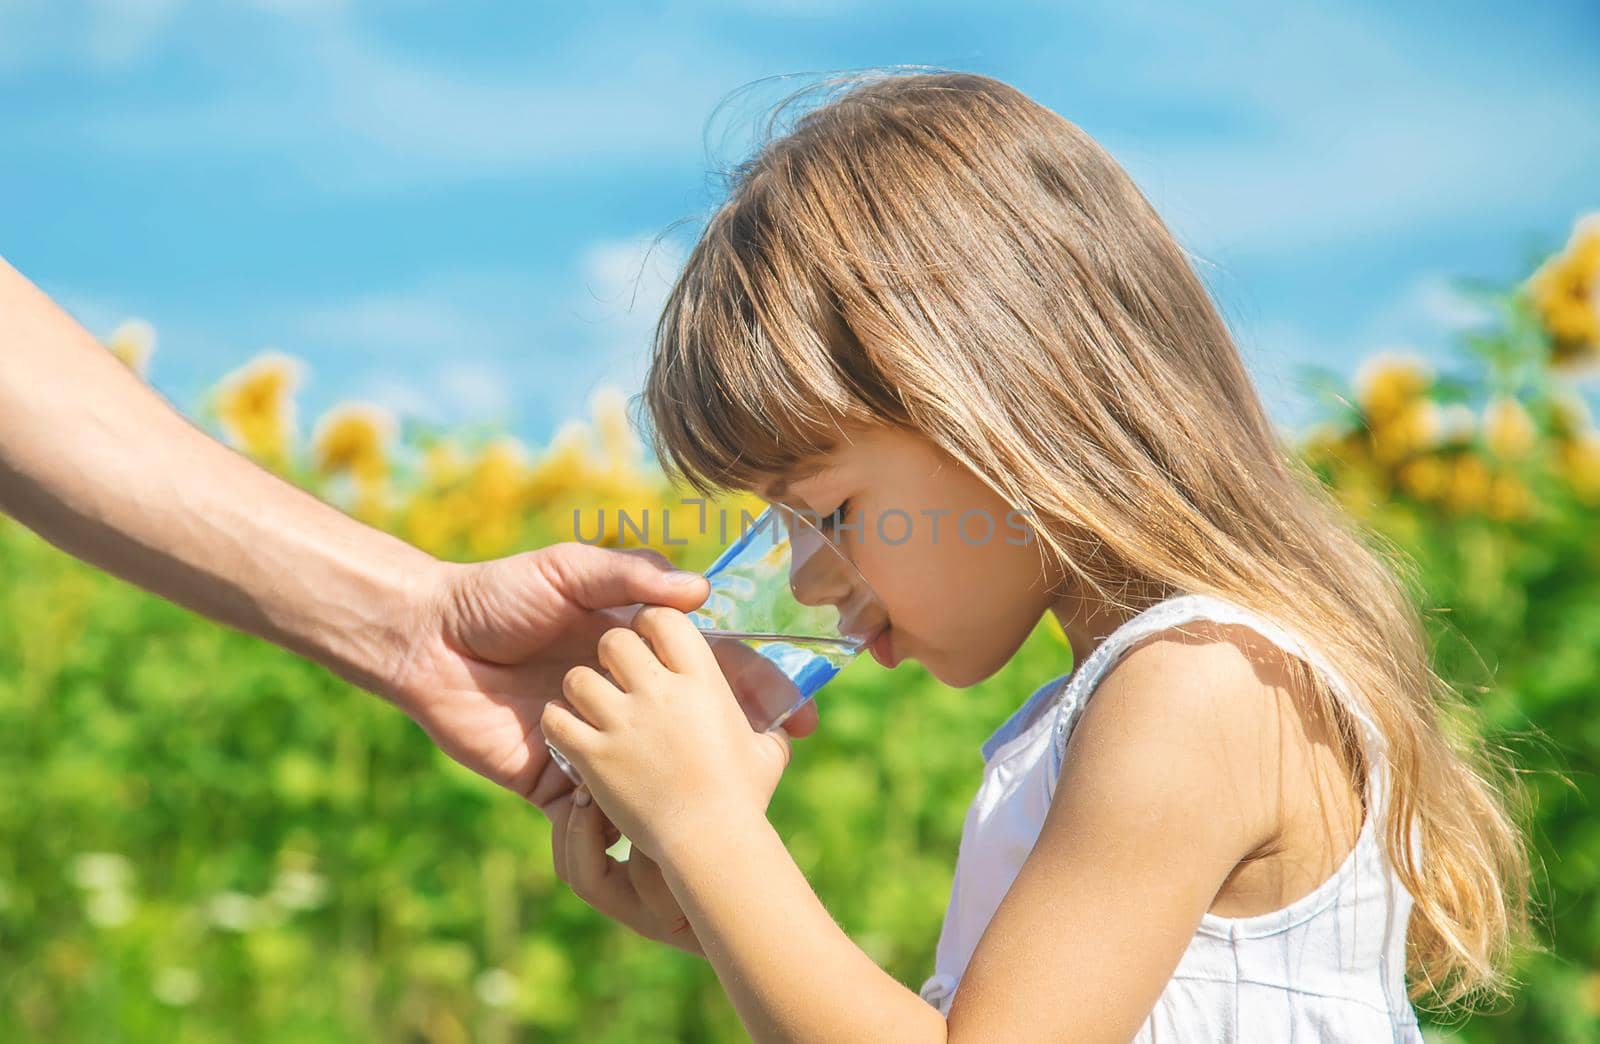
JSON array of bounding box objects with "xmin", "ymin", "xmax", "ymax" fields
[{"xmin": 917, "ymin": 593, "xmax": 1425, "ymax": 1041}]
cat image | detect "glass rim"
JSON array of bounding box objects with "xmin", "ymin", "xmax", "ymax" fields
[{"xmin": 702, "ymin": 501, "xmax": 887, "ymax": 643}]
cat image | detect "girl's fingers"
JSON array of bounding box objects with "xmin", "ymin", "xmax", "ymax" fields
[
  {"xmin": 546, "ymin": 787, "xmax": 584, "ymax": 886},
  {"xmin": 630, "ymin": 606, "xmax": 719, "ymax": 677},
  {"xmin": 561, "ymin": 664, "xmax": 626, "ymax": 730},
  {"xmin": 562, "ymin": 788, "xmax": 646, "ymax": 924},
  {"xmin": 627, "ymin": 846, "xmax": 676, "ymax": 915},
  {"xmin": 547, "ymin": 787, "xmax": 615, "ymax": 886},
  {"xmin": 596, "ymin": 625, "xmax": 671, "ymax": 691},
  {"xmin": 539, "ymin": 698, "xmax": 601, "ymax": 766},
  {"xmin": 781, "ymin": 697, "xmax": 820, "ymax": 738},
  {"xmin": 710, "ymin": 638, "xmax": 798, "ymax": 728},
  {"xmin": 551, "ymin": 793, "xmax": 697, "ymax": 953}
]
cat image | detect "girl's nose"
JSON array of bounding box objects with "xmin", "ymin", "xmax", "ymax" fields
[{"xmin": 786, "ymin": 513, "xmax": 855, "ymax": 611}]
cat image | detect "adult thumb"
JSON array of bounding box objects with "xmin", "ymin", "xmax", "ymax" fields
[{"xmin": 542, "ymin": 543, "xmax": 709, "ymax": 613}]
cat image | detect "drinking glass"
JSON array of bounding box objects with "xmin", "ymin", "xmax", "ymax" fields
[{"xmin": 547, "ymin": 503, "xmax": 888, "ymax": 784}]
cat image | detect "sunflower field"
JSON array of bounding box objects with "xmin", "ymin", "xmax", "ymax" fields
[{"xmin": 1, "ymin": 214, "xmax": 1598, "ymax": 1042}]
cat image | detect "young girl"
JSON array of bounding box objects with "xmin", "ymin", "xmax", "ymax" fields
[{"xmin": 539, "ymin": 71, "xmax": 1530, "ymax": 1041}]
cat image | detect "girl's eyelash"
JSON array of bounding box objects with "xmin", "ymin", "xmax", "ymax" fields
[{"xmin": 819, "ymin": 498, "xmax": 850, "ymax": 531}]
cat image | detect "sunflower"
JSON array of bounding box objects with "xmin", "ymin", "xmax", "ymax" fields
[
  {"xmin": 1353, "ymin": 351, "xmax": 1433, "ymax": 426},
  {"xmin": 311, "ymin": 404, "xmax": 396, "ymax": 484},
  {"xmin": 1527, "ymin": 213, "xmax": 1600, "ymax": 374},
  {"xmin": 213, "ymin": 352, "xmax": 303, "ymax": 472},
  {"xmin": 1558, "ymin": 432, "xmax": 1600, "ymax": 506},
  {"xmin": 1482, "ymin": 396, "xmax": 1538, "ymax": 460}
]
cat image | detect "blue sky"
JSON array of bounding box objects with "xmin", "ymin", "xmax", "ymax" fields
[{"xmin": 3, "ymin": 0, "xmax": 1596, "ymax": 449}]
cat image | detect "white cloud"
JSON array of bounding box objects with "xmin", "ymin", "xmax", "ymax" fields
[
  {"xmin": 0, "ymin": 0, "xmax": 186, "ymax": 72},
  {"xmin": 579, "ymin": 234, "xmax": 685, "ymax": 319},
  {"xmin": 285, "ymin": 261, "xmax": 674, "ymax": 436},
  {"xmin": 76, "ymin": 11, "xmax": 755, "ymax": 190},
  {"xmin": 295, "ymin": 290, "xmax": 514, "ymax": 363},
  {"xmin": 438, "ymin": 362, "xmax": 512, "ymax": 419},
  {"xmin": 1367, "ymin": 274, "xmax": 1497, "ymax": 339},
  {"xmin": 85, "ymin": 0, "xmax": 186, "ymax": 70},
  {"xmin": 1074, "ymin": 4, "xmax": 1600, "ymax": 257},
  {"xmin": 354, "ymin": 374, "xmax": 441, "ymax": 422},
  {"xmin": 572, "ymin": 233, "xmax": 688, "ymax": 389},
  {"xmin": 353, "ymin": 361, "xmax": 511, "ymax": 426}
]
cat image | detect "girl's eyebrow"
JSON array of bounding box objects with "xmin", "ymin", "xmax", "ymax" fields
[{"xmin": 763, "ymin": 461, "xmax": 840, "ymax": 499}]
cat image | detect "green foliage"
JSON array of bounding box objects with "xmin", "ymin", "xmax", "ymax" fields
[
  {"xmin": 3, "ymin": 225, "xmax": 1598, "ymax": 1039},
  {"xmin": 0, "ymin": 509, "xmax": 1069, "ymax": 1041}
]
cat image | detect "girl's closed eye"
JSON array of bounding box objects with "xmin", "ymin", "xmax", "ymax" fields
[{"xmin": 818, "ymin": 498, "xmax": 850, "ymax": 535}]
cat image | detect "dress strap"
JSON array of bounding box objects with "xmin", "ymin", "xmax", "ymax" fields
[
  {"xmin": 980, "ymin": 672, "xmax": 1073, "ymax": 762},
  {"xmin": 1050, "ymin": 593, "xmax": 1388, "ymax": 802}
]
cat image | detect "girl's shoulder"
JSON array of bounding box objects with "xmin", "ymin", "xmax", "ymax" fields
[
  {"xmin": 1057, "ymin": 596, "xmax": 1370, "ymax": 919},
  {"xmin": 1056, "ymin": 593, "xmax": 1382, "ymax": 769},
  {"xmin": 1087, "ymin": 610, "xmax": 1321, "ymax": 717},
  {"xmin": 1063, "ymin": 610, "xmax": 1322, "ymax": 787}
]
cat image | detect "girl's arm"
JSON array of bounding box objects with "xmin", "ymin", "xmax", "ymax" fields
[
  {"xmin": 547, "ymin": 609, "xmax": 1284, "ymax": 1043},
  {"xmin": 657, "ymin": 806, "xmax": 945, "ymax": 1041}
]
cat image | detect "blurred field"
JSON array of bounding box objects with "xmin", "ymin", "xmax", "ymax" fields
[{"xmin": 1, "ymin": 215, "xmax": 1598, "ymax": 1042}]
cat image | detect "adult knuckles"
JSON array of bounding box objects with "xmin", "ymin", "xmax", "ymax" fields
[
  {"xmin": 531, "ymin": 542, "xmax": 586, "ymax": 591},
  {"xmin": 618, "ymin": 545, "xmax": 672, "ymax": 569}
]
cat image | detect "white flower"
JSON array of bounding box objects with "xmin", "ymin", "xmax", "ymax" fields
[
  {"xmin": 72, "ymin": 852, "xmax": 133, "ymax": 892},
  {"xmin": 152, "ymin": 966, "xmax": 201, "ymax": 1007},
  {"xmin": 268, "ymin": 869, "xmax": 329, "ymax": 912},
  {"xmin": 1437, "ymin": 403, "xmax": 1477, "ymax": 446},
  {"xmin": 474, "ymin": 967, "xmax": 518, "ymax": 1008},
  {"xmin": 206, "ymin": 891, "xmax": 262, "ymax": 932},
  {"xmin": 86, "ymin": 889, "xmax": 133, "ymax": 928}
]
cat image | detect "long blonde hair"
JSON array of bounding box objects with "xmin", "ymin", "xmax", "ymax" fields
[{"xmin": 642, "ymin": 69, "xmax": 1530, "ymax": 1009}]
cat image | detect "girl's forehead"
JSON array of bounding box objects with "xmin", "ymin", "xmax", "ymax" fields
[
  {"xmin": 756, "ymin": 422, "xmax": 911, "ymax": 498},
  {"xmin": 760, "ymin": 427, "xmax": 927, "ymax": 497}
]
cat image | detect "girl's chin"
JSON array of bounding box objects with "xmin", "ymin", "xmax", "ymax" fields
[
  {"xmin": 928, "ymin": 646, "xmax": 1015, "ymax": 689},
  {"xmin": 865, "ymin": 630, "xmax": 996, "ymax": 688}
]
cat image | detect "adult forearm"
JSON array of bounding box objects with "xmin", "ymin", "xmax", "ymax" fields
[
  {"xmin": 0, "ymin": 257, "xmax": 442, "ymax": 700},
  {"xmin": 659, "ymin": 814, "xmax": 946, "ymax": 1044}
]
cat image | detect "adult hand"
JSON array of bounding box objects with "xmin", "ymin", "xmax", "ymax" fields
[
  {"xmin": 381, "ymin": 543, "xmax": 819, "ymax": 812},
  {"xmin": 540, "ymin": 606, "xmax": 792, "ymax": 858},
  {"xmin": 547, "ymin": 785, "xmax": 706, "ymax": 957}
]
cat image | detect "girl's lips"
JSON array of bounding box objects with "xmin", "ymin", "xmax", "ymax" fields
[{"xmin": 867, "ymin": 624, "xmax": 898, "ymax": 668}]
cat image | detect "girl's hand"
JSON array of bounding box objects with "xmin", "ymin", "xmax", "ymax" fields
[
  {"xmin": 539, "ymin": 606, "xmax": 791, "ymax": 861},
  {"xmin": 547, "ymin": 784, "xmax": 705, "ymax": 956}
]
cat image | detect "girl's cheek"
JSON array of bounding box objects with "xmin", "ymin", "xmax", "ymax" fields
[
  {"xmin": 874, "ymin": 541, "xmax": 943, "ymax": 622},
  {"xmin": 852, "ymin": 542, "xmax": 907, "ymax": 616}
]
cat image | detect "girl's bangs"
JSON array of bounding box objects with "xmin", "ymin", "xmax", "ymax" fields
[{"xmin": 645, "ymin": 210, "xmax": 880, "ymax": 496}]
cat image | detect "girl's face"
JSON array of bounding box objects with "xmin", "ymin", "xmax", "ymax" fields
[{"xmin": 763, "ymin": 424, "xmax": 1058, "ymax": 688}]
